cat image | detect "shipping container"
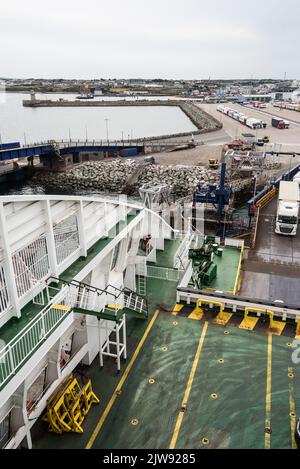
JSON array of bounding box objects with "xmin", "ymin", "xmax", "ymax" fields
[
  {"xmin": 119, "ymin": 148, "xmax": 138, "ymax": 157},
  {"xmin": 272, "ymin": 117, "xmax": 285, "ymax": 129}
]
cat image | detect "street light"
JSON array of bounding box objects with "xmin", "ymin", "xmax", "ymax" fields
[
  {"xmin": 289, "ymin": 153, "xmax": 296, "ymax": 172},
  {"xmin": 104, "ymin": 118, "xmax": 110, "ymax": 142},
  {"xmin": 251, "ymin": 173, "xmax": 258, "ymax": 200}
]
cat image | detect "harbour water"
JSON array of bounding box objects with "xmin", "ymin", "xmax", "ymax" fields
[{"xmin": 0, "ymin": 93, "xmax": 197, "ymax": 144}]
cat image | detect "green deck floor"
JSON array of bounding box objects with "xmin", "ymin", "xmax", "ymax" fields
[
  {"xmin": 203, "ymin": 246, "xmax": 241, "ymax": 293},
  {"xmin": 32, "ymin": 276, "xmax": 300, "ymax": 450},
  {"xmin": 0, "ymin": 213, "xmax": 137, "ymax": 347},
  {"xmin": 148, "ymin": 239, "xmax": 182, "ymax": 269}
]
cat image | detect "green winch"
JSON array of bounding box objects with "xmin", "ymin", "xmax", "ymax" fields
[{"xmin": 188, "ymin": 236, "xmax": 222, "ymax": 289}]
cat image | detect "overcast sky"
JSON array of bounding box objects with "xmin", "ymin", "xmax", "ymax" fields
[{"xmin": 1, "ymin": 0, "xmax": 299, "ymax": 80}]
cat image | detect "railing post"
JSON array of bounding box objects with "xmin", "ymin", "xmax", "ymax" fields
[
  {"xmin": 44, "ymin": 201, "xmax": 59, "ymax": 277},
  {"xmin": 77, "ymin": 201, "xmax": 87, "ymax": 257},
  {"xmin": 8, "ymin": 345, "xmax": 15, "ymax": 376},
  {"xmin": 41, "ymin": 311, "xmax": 46, "ymax": 339},
  {"xmin": 0, "ymin": 202, "xmax": 21, "ymax": 317}
]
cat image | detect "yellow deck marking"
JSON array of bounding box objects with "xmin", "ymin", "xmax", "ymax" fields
[
  {"xmin": 214, "ymin": 312, "xmax": 232, "ymax": 326},
  {"xmin": 295, "ymin": 331, "xmax": 300, "ymax": 340},
  {"xmin": 169, "ymin": 321, "xmax": 209, "ymax": 449},
  {"xmin": 270, "ymin": 320, "xmax": 286, "ymax": 336},
  {"xmin": 188, "ymin": 306, "xmax": 204, "ymax": 321},
  {"xmin": 51, "ymin": 304, "xmax": 71, "ymax": 312},
  {"xmin": 107, "ymin": 304, "xmax": 124, "ymax": 310},
  {"xmin": 265, "ymin": 333, "xmax": 272, "ymax": 449},
  {"xmin": 172, "ymin": 304, "xmax": 184, "ymax": 316},
  {"xmin": 288, "ymin": 370, "xmax": 297, "ymax": 449},
  {"xmin": 239, "ymin": 316, "xmax": 259, "ymax": 331},
  {"xmin": 86, "ymin": 309, "xmax": 160, "ymax": 449},
  {"xmin": 232, "ymin": 247, "xmax": 244, "ymax": 295}
]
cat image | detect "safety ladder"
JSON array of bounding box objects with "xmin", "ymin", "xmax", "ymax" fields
[{"xmin": 137, "ymin": 274, "xmax": 146, "ymax": 296}]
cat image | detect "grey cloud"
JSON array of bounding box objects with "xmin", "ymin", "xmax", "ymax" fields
[{"xmin": 0, "ymin": 0, "xmax": 299, "ymax": 79}]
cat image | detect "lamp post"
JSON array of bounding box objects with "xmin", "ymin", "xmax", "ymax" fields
[
  {"xmin": 289, "ymin": 153, "xmax": 296, "ymax": 173},
  {"xmin": 104, "ymin": 118, "xmax": 110, "ymax": 142}
]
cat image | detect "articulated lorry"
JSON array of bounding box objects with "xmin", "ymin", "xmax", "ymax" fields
[
  {"xmin": 272, "ymin": 117, "xmax": 290, "ymax": 129},
  {"xmin": 275, "ymin": 181, "xmax": 300, "ymax": 236}
]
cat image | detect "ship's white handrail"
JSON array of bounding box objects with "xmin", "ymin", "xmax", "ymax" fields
[
  {"xmin": 0, "ymin": 287, "xmax": 70, "ymax": 388},
  {"xmin": 0, "ymin": 195, "xmax": 185, "ymax": 388}
]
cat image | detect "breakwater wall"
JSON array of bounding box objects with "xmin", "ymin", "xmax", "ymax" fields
[
  {"xmin": 30, "ymin": 160, "xmax": 249, "ymax": 197},
  {"xmin": 23, "ymin": 99, "xmax": 180, "ymax": 107},
  {"xmin": 31, "ymin": 161, "xmax": 219, "ymax": 197}
]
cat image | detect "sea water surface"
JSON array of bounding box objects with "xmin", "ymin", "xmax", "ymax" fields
[{"xmin": 0, "ymin": 93, "xmax": 197, "ymax": 144}]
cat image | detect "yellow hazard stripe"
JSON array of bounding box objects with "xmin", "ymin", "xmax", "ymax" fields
[
  {"xmin": 172, "ymin": 304, "xmax": 184, "ymax": 316},
  {"xmin": 86, "ymin": 309, "xmax": 160, "ymax": 449},
  {"xmin": 289, "ymin": 373, "xmax": 297, "ymax": 449},
  {"xmin": 169, "ymin": 321, "xmax": 209, "ymax": 449},
  {"xmin": 265, "ymin": 333, "xmax": 272, "ymax": 449},
  {"xmin": 51, "ymin": 304, "xmax": 70, "ymax": 312}
]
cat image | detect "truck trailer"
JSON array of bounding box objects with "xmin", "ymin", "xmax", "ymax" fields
[
  {"xmin": 275, "ymin": 181, "xmax": 300, "ymax": 236},
  {"xmin": 272, "ymin": 117, "xmax": 290, "ymax": 129},
  {"xmin": 246, "ymin": 118, "xmax": 261, "ymax": 129},
  {"xmin": 293, "ymin": 171, "xmax": 300, "ymax": 188}
]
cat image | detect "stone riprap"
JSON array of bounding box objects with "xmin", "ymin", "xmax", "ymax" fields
[{"xmin": 31, "ymin": 161, "xmax": 221, "ymax": 197}]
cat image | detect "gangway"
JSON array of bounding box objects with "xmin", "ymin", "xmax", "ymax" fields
[
  {"xmin": 46, "ymin": 276, "xmax": 148, "ymax": 320},
  {"xmin": 45, "ymin": 277, "xmax": 148, "ymax": 371}
]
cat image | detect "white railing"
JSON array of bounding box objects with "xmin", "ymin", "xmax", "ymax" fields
[
  {"xmin": 146, "ymin": 265, "xmax": 184, "ymax": 282},
  {"xmin": 55, "ymin": 231, "xmax": 80, "ymax": 265},
  {"xmin": 66, "ymin": 286, "xmax": 104, "ymax": 313},
  {"xmin": 173, "ymin": 233, "xmax": 195, "ymax": 269},
  {"xmin": 20, "ymin": 138, "xmax": 192, "ymax": 149},
  {"xmin": 225, "ymin": 239, "xmax": 244, "ymax": 248},
  {"xmin": 64, "ymin": 282, "xmax": 147, "ymax": 317},
  {"xmin": 0, "ymin": 291, "xmax": 70, "ymax": 389},
  {"xmin": 0, "ymin": 413, "xmax": 10, "ymax": 449},
  {"xmin": 54, "ymin": 214, "xmax": 79, "ymax": 265},
  {"xmin": 0, "ymin": 275, "xmax": 148, "ymax": 389},
  {"xmin": 0, "ymin": 262, "xmax": 10, "ymax": 315},
  {"xmin": 123, "ymin": 291, "xmax": 147, "ymax": 315},
  {"xmin": 12, "ymin": 237, "xmax": 50, "ymax": 298}
]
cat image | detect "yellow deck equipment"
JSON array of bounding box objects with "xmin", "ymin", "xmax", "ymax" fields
[{"xmin": 43, "ymin": 375, "xmax": 99, "ymax": 434}]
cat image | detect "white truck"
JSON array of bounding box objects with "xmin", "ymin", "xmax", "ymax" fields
[
  {"xmin": 246, "ymin": 118, "xmax": 261, "ymax": 129},
  {"xmin": 275, "ymin": 181, "xmax": 300, "ymax": 236},
  {"xmin": 293, "ymin": 171, "xmax": 300, "ymax": 189}
]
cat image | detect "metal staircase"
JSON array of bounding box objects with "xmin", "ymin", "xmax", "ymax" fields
[
  {"xmin": 46, "ymin": 277, "xmax": 148, "ymax": 372},
  {"xmin": 46, "ymin": 277, "xmax": 148, "ymax": 320}
]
